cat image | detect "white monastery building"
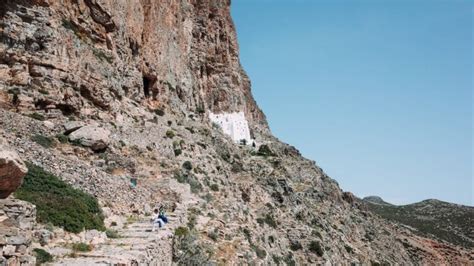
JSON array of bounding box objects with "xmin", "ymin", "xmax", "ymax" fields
[{"xmin": 209, "ymin": 111, "xmax": 254, "ymax": 145}]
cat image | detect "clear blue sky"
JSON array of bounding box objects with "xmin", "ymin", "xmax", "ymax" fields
[{"xmin": 231, "ymin": 0, "xmax": 473, "ymax": 206}]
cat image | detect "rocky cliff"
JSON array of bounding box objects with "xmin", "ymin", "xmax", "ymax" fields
[
  {"xmin": 0, "ymin": 1, "xmax": 472, "ymax": 265},
  {"xmin": 0, "ymin": 0, "xmax": 267, "ymax": 130}
]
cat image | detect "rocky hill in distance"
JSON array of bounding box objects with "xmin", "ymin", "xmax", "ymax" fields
[
  {"xmin": 363, "ymin": 196, "xmax": 393, "ymax": 206},
  {"xmin": 363, "ymin": 197, "xmax": 474, "ymax": 249}
]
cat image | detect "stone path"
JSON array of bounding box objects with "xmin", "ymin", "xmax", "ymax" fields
[{"xmin": 50, "ymin": 178, "xmax": 199, "ymax": 265}]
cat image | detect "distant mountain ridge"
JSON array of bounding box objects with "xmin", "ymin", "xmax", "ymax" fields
[
  {"xmin": 363, "ymin": 196, "xmax": 393, "ymax": 206},
  {"xmin": 363, "ymin": 196, "xmax": 474, "ymax": 248}
]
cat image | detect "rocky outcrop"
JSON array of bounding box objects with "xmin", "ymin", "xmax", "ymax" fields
[{"xmin": 0, "ymin": 138, "xmax": 27, "ymax": 199}]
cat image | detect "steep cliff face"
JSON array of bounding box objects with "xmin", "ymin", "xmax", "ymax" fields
[
  {"xmin": 0, "ymin": 1, "xmax": 472, "ymax": 265},
  {"xmin": 0, "ymin": 0, "xmax": 267, "ymax": 131}
]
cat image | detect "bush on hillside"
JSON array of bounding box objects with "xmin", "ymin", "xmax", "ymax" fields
[
  {"xmin": 33, "ymin": 248, "xmax": 53, "ymax": 264},
  {"xmin": 28, "ymin": 112, "xmax": 46, "ymax": 121},
  {"xmin": 166, "ymin": 130, "xmax": 175, "ymax": 138},
  {"xmin": 257, "ymin": 144, "xmax": 274, "ymax": 157},
  {"xmin": 72, "ymin": 242, "xmax": 93, "ymax": 252},
  {"xmin": 182, "ymin": 161, "xmax": 193, "ymax": 171},
  {"xmin": 15, "ymin": 163, "xmax": 105, "ymax": 233},
  {"xmin": 308, "ymin": 241, "xmax": 324, "ymax": 256},
  {"xmin": 31, "ymin": 134, "xmax": 55, "ymax": 148}
]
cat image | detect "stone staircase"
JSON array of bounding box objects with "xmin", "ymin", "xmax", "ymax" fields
[
  {"xmin": 50, "ymin": 178, "xmax": 199, "ymax": 266},
  {"xmin": 51, "ymin": 220, "xmax": 173, "ymax": 265}
]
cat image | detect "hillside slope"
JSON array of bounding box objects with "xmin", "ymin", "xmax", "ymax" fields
[
  {"xmin": 0, "ymin": 0, "xmax": 472, "ymax": 264},
  {"xmin": 364, "ymin": 197, "xmax": 474, "ymax": 249}
]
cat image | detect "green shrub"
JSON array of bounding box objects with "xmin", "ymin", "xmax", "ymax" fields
[
  {"xmin": 242, "ymin": 228, "xmax": 252, "ymax": 243},
  {"xmin": 174, "ymin": 172, "xmax": 187, "ymax": 184},
  {"xmin": 69, "ymin": 138, "xmax": 83, "ymax": 147},
  {"xmin": 210, "ymin": 184, "xmax": 219, "ymax": 192},
  {"xmin": 33, "ymin": 248, "xmax": 53, "ymax": 264},
  {"xmin": 175, "ymin": 226, "xmax": 189, "ymax": 237},
  {"xmin": 38, "ymin": 89, "xmax": 49, "ymax": 95},
  {"xmin": 264, "ymin": 214, "xmax": 277, "ymax": 228},
  {"xmin": 31, "ymin": 134, "xmax": 55, "ymax": 148},
  {"xmin": 257, "ymin": 144, "xmax": 274, "ymax": 157},
  {"xmin": 182, "ymin": 161, "xmax": 193, "ymax": 171},
  {"xmin": 8, "ymin": 88, "xmax": 20, "ymax": 95},
  {"xmin": 72, "ymin": 242, "xmax": 92, "ymax": 252},
  {"xmin": 154, "ymin": 109, "xmax": 165, "ymax": 116},
  {"xmin": 284, "ymin": 253, "xmax": 297, "ymax": 266},
  {"xmin": 290, "ymin": 241, "xmax": 302, "ymax": 251},
  {"xmin": 196, "ymin": 106, "xmax": 205, "ymax": 114},
  {"xmin": 272, "ymin": 255, "xmax": 281, "ymax": 264},
  {"xmin": 15, "ymin": 163, "xmax": 105, "ymax": 233},
  {"xmin": 308, "ymin": 241, "xmax": 324, "ymax": 256},
  {"xmin": 174, "ymin": 148, "xmax": 182, "ymax": 156},
  {"xmin": 344, "ymin": 245, "xmax": 353, "ymax": 253},
  {"xmin": 165, "ymin": 130, "xmax": 175, "ymax": 138},
  {"xmin": 106, "ymin": 229, "xmax": 120, "ymax": 239},
  {"xmin": 56, "ymin": 134, "xmax": 69, "ymax": 144},
  {"xmin": 28, "ymin": 112, "xmax": 45, "ymax": 121}
]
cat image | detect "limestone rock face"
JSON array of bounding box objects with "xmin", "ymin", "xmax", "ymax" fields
[
  {"xmin": 0, "ymin": 138, "xmax": 28, "ymax": 199},
  {"xmin": 0, "ymin": 0, "xmax": 268, "ymax": 132},
  {"xmin": 68, "ymin": 126, "xmax": 110, "ymax": 151}
]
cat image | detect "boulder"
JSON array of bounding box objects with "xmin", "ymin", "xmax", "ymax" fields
[
  {"xmin": 68, "ymin": 126, "xmax": 110, "ymax": 151},
  {"xmin": 0, "ymin": 138, "xmax": 28, "ymax": 199},
  {"xmin": 84, "ymin": 230, "xmax": 107, "ymax": 245},
  {"xmin": 43, "ymin": 120, "xmax": 55, "ymax": 129}
]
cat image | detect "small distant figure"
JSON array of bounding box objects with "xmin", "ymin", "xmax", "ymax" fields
[{"xmin": 151, "ymin": 207, "xmax": 168, "ymax": 232}]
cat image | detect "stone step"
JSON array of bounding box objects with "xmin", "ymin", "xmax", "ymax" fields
[
  {"xmin": 105, "ymin": 238, "xmax": 151, "ymax": 245},
  {"xmin": 122, "ymin": 225, "xmax": 174, "ymax": 232},
  {"xmin": 52, "ymin": 258, "xmax": 118, "ymax": 266},
  {"xmin": 118, "ymin": 231, "xmax": 173, "ymax": 237},
  {"xmin": 72, "ymin": 252, "xmax": 131, "ymax": 260}
]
